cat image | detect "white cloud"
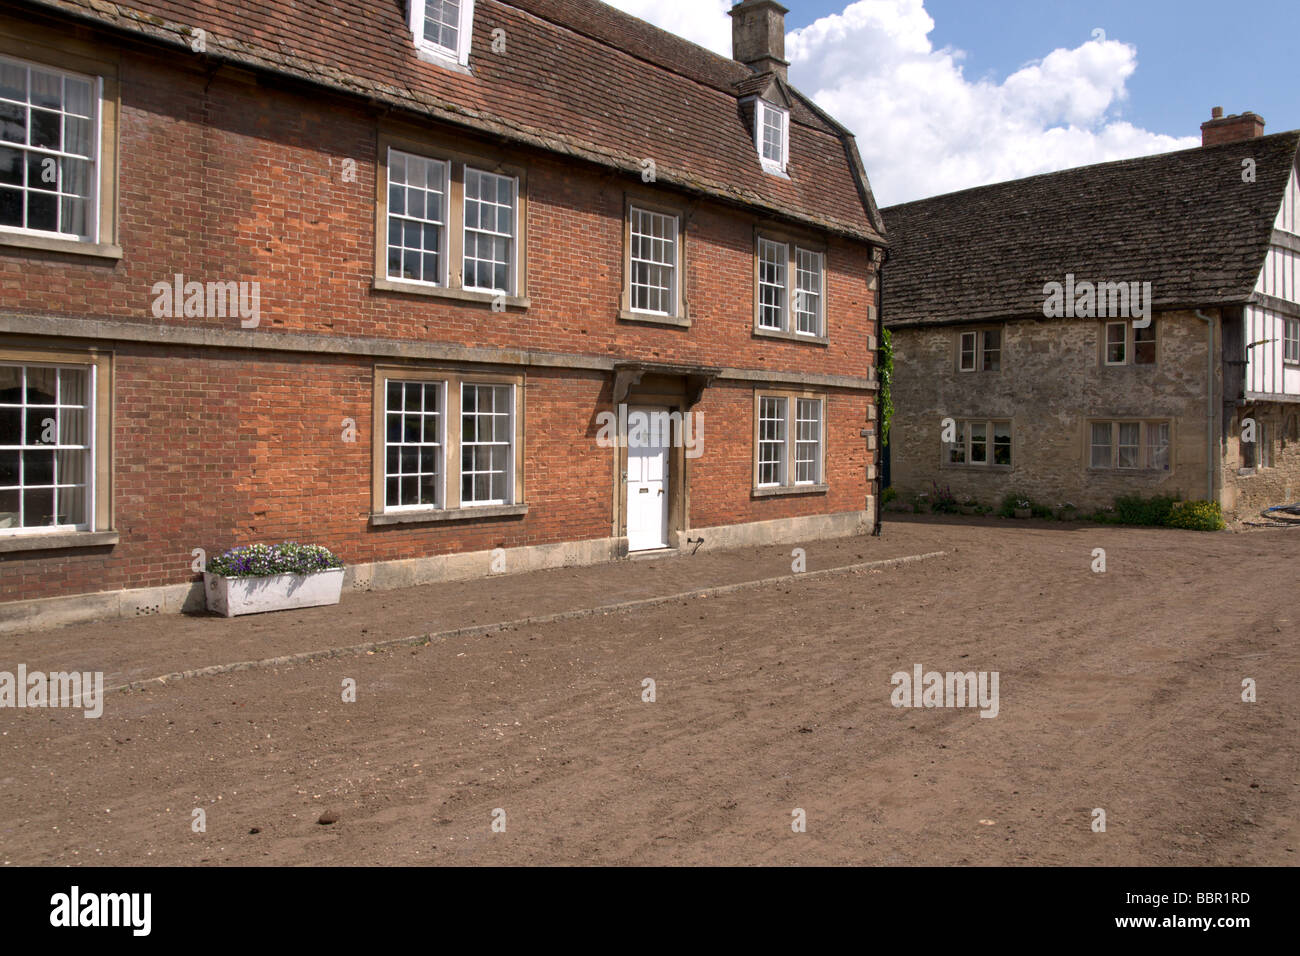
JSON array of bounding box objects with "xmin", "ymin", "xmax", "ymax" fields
[{"xmin": 602, "ymin": 0, "xmax": 1198, "ymax": 206}]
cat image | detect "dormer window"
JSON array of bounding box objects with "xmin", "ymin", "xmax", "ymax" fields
[
  {"xmin": 408, "ymin": 0, "xmax": 475, "ymax": 67},
  {"xmin": 756, "ymin": 99, "xmax": 788, "ymax": 175}
]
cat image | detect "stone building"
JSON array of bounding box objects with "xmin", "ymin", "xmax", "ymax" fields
[
  {"xmin": 0, "ymin": 0, "xmax": 887, "ymax": 630},
  {"xmin": 881, "ymin": 110, "xmax": 1300, "ymax": 518}
]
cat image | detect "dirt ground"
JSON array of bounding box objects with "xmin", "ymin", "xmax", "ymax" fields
[{"xmin": 1, "ymin": 516, "xmax": 1296, "ymax": 866}]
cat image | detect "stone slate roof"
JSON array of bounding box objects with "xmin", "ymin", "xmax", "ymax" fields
[
  {"xmin": 16, "ymin": 0, "xmax": 886, "ymax": 244},
  {"xmin": 881, "ymin": 130, "xmax": 1300, "ymax": 328}
]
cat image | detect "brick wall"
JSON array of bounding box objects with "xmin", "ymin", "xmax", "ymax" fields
[{"xmin": 0, "ymin": 24, "xmax": 878, "ymax": 604}]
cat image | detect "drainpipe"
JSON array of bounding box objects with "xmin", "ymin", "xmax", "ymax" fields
[
  {"xmin": 873, "ymin": 249, "xmax": 888, "ymax": 536},
  {"xmin": 1193, "ymin": 309, "xmax": 1216, "ymax": 502}
]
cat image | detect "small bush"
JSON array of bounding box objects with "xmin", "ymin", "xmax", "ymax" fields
[
  {"xmin": 207, "ymin": 542, "xmax": 344, "ymax": 578},
  {"xmin": 998, "ymin": 492, "xmax": 1033, "ymax": 518},
  {"xmin": 1166, "ymin": 500, "xmax": 1225, "ymax": 531},
  {"xmin": 1114, "ymin": 494, "xmax": 1178, "ymax": 527},
  {"xmin": 930, "ymin": 482, "xmax": 960, "ymax": 514},
  {"xmin": 881, "ymin": 486, "xmax": 898, "ymax": 505}
]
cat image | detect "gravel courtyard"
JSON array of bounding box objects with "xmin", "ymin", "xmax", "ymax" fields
[{"xmin": 1, "ymin": 517, "xmax": 1296, "ymax": 866}]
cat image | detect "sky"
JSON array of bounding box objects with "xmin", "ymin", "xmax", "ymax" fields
[{"xmin": 603, "ymin": 0, "xmax": 1300, "ymax": 207}]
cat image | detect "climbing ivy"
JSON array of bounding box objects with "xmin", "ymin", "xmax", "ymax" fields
[{"xmin": 879, "ymin": 327, "xmax": 894, "ymax": 447}]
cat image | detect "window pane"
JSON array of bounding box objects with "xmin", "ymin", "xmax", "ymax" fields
[
  {"xmin": 629, "ymin": 208, "xmax": 677, "ymax": 315},
  {"xmin": 1118, "ymin": 422, "xmax": 1140, "ymax": 468},
  {"xmin": 758, "ymin": 396, "xmax": 786, "ymax": 485},
  {"xmin": 947, "ymin": 420, "xmax": 965, "ymax": 464},
  {"xmin": 1105, "ymin": 323, "xmax": 1126, "ymax": 363},
  {"xmin": 384, "ymin": 379, "xmax": 441, "ymax": 509},
  {"xmin": 794, "ymin": 398, "xmax": 821, "ymax": 484},
  {"xmin": 1146, "ymin": 422, "xmax": 1170, "ymax": 471},
  {"xmin": 969, "ymin": 422, "xmax": 987, "ymax": 463},
  {"xmin": 982, "ymin": 329, "xmax": 1001, "ymax": 371},
  {"xmin": 463, "ymin": 168, "xmax": 515, "ymax": 293},
  {"xmin": 758, "ymin": 238, "xmax": 787, "ymax": 330},
  {"xmin": 959, "ymin": 332, "xmax": 975, "ymax": 370},
  {"xmin": 461, "ymin": 384, "xmax": 512, "ymax": 504},
  {"xmin": 386, "ymin": 151, "xmax": 445, "ymax": 284},
  {"xmin": 794, "ymin": 248, "xmax": 822, "ymax": 335},
  {"xmin": 1090, "ymin": 422, "xmax": 1112, "ymax": 468},
  {"xmin": 993, "ymin": 422, "xmax": 1012, "ymax": 466},
  {"xmin": 1134, "ymin": 323, "xmax": 1156, "ymax": 365}
]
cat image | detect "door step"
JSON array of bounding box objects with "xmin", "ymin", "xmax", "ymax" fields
[{"xmin": 629, "ymin": 547, "xmax": 681, "ymax": 561}]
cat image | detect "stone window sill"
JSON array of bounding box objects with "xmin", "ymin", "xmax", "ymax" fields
[
  {"xmin": 618, "ymin": 308, "xmax": 690, "ymax": 328},
  {"xmin": 0, "ymin": 530, "xmax": 119, "ymax": 553},
  {"xmin": 370, "ymin": 503, "xmax": 528, "ymax": 526},
  {"xmin": 373, "ymin": 277, "xmax": 529, "ymax": 310},
  {"xmin": 752, "ymin": 483, "xmax": 828, "ymax": 498},
  {"xmin": 753, "ymin": 327, "xmax": 828, "ymax": 346},
  {"xmin": 0, "ymin": 231, "xmax": 122, "ymax": 261}
]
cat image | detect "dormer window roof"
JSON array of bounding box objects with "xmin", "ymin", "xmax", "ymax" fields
[
  {"xmin": 755, "ymin": 98, "xmax": 789, "ymax": 176},
  {"xmin": 409, "ymin": 0, "xmax": 475, "ymax": 67}
]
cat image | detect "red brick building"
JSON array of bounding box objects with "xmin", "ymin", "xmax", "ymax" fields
[{"xmin": 0, "ymin": 0, "xmax": 886, "ymax": 630}]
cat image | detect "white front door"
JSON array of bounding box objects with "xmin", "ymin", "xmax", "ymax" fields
[{"xmin": 626, "ymin": 406, "xmax": 670, "ymax": 551}]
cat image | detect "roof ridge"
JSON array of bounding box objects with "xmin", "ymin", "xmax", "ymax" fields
[{"xmin": 884, "ymin": 128, "xmax": 1300, "ymax": 211}]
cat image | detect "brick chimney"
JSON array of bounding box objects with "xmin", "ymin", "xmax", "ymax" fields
[
  {"xmin": 1201, "ymin": 106, "xmax": 1266, "ymax": 147},
  {"xmin": 729, "ymin": 0, "xmax": 789, "ymax": 81}
]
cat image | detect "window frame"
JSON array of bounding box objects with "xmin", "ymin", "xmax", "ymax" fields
[
  {"xmin": 754, "ymin": 99, "xmax": 790, "ymax": 176},
  {"xmin": 752, "ymin": 228, "xmax": 829, "ymax": 343},
  {"xmin": 619, "ymin": 195, "xmax": 688, "ymax": 326},
  {"xmin": 1087, "ymin": 419, "xmax": 1172, "ymax": 471},
  {"xmin": 943, "ymin": 417, "xmax": 1012, "ymax": 469},
  {"xmin": 371, "ymin": 365, "xmax": 525, "ymax": 524},
  {"xmin": 0, "ymin": 32, "xmax": 121, "ymax": 260},
  {"xmin": 461, "ymin": 165, "xmax": 518, "ymax": 296},
  {"xmin": 407, "ymin": 0, "xmax": 476, "ymax": 68},
  {"xmin": 0, "ymin": 347, "xmax": 112, "ymax": 545},
  {"xmin": 373, "ymin": 133, "xmax": 529, "ymax": 308},
  {"xmin": 752, "ymin": 389, "xmax": 828, "ymax": 495},
  {"xmin": 1284, "ymin": 318, "xmax": 1300, "ymax": 366},
  {"xmin": 1101, "ymin": 319, "xmax": 1158, "ymax": 367},
  {"xmin": 954, "ymin": 327, "xmax": 1002, "ymax": 372}
]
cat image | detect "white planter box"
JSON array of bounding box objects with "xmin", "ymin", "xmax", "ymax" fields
[{"xmin": 204, "ymin": 568, "xmax": 344, "ymax": 617}]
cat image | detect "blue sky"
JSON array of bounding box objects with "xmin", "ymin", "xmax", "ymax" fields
[{"xmin": 607, "ymin": 1, "xmax": 1298, "ymax": 205}]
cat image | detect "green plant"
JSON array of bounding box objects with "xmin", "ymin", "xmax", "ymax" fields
[
  {"xmin": 1166, "ymin": 500, "xmax": 1225, "ymax": 531},
  {"xmin": 882, "ymin": 486, "xmax": 898, "ymax": 505},
  {"xmin": 207, "ymin": 542, "xmax": 344, "ymax": 578},
  {"xmin": 998, "ymin": 492, "xmax": 1032, "ymax": 518},
  {"xmin": 879, "ymin": 327, "xmax": 894, "ymax": 448},
  {"xmin": 1114, "ymin": 494, "xmax": 1178, "ymax": 527},
  {"xmin": 930, "ymin": 481, "xmax": 960, "ymax": 514}
]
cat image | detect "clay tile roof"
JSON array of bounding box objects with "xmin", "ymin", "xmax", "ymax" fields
[
  {"xmin": 881, "ymin": 130, "xmax": 1300, "ymax": 328},
  {"xmin": 17, "ymin": 0, "xmax": 886, "ymax": 244}
]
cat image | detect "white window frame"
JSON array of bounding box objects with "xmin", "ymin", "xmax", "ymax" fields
[
  {"xmin": 385, "ymin": 147, "xmax": 449, "ymax": 288},
  {"xmin": 462, "ymin": 166, "xmax": 517, "ymax": 295},
  {"xmin": 793, "ymin": 397, "xmax": 823, "ymax": 485},
  {"xmin": 0, "ymin": 54, "xmax": 102, "ymax": 243},
  {"xmin": 0, "ymin": 361, "xmax": 96, "ymax": 535},
  {"xmin": 793, "ymin": 247, "xmax": 824, "ymax": 337},
  {"xmin": 628, "ymin": 205, "xmax": 679, "ymax": 317},
  {"xmin": 1089, "ymin": 419, "xmax": 1171, "ymax": 471},
  {"xmin": 944, "ymin": 418, "xmax": 1012, "ymax": 468},
  {"xmin": 460, "ymin": 382, "xmax": 515, "ymax": 507},
  {"xmin": 755, "ymin": 99, "xmax": 789, "ymax": 175},
  {"xmin": 1103, "ymin": 320, "xmax": 1157, "ymax": 367},
  {"xmin": 757, "ymin": 237, "xmax": 787, "ymax": 331},
  {"xmin": 757, "ymin": 395, "xmax": 787, "ymax": 488},
  {"xmin": 957, "ymin": 328, "xmax": 1000, "ymax": 372},
  {"xmin": 1284, "ymin": 318, "xmax": 1300, "ymax": 365},
  {"xmin": 382, "ymin": 378, "xmax": 446, "ymax": 513},
  {"xmin": 408, "ymin": 0, "xmax": 476, "ymax": 67}
]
